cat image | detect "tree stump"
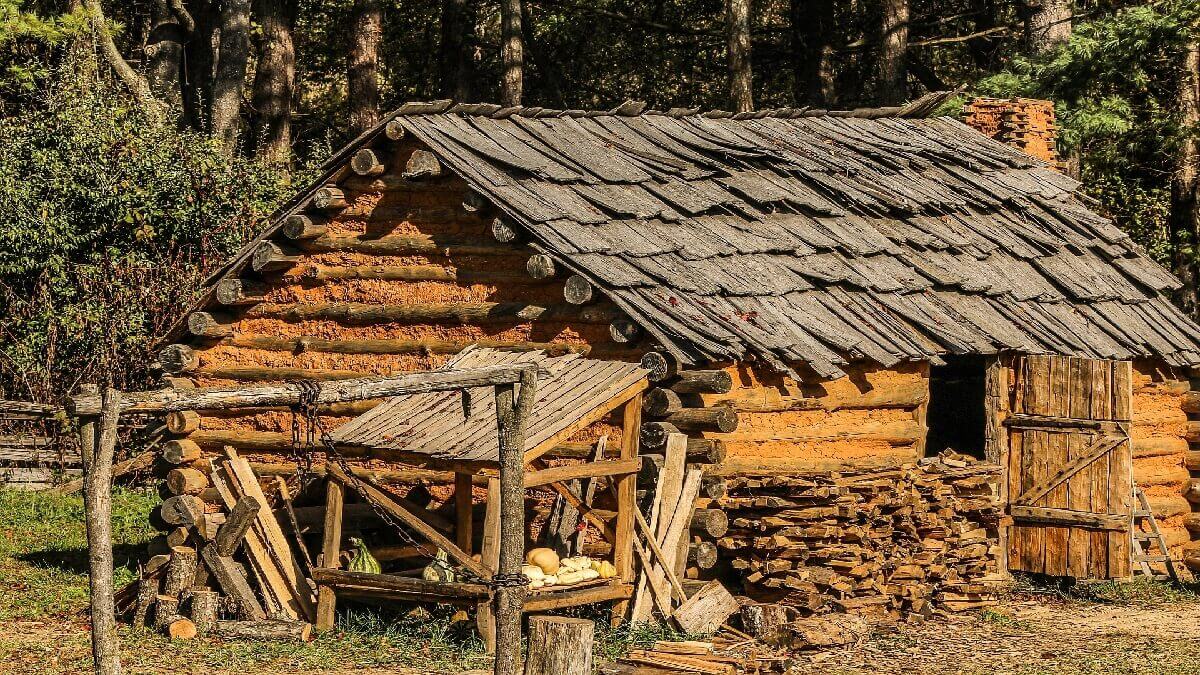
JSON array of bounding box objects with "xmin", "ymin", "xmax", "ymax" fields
[
  {"xmin": 524, "ymin": 616, "xmax": 594, "ymax": 675},
  {"xmin": 162, "ymin": 546, "xmax": 198, "ymax": 597},
  {"xmin": 740, "ymin": 603, "xmax": 793, "ymax": 644},
  {"xmin": 166, "ymin": 617, "xmax": 198, "ymax": 640},
  {"xmin": 190, "ymin": 590, "xmax": 219, "ymax": 634}
]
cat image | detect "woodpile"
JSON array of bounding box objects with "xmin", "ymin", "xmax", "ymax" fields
[
  {"xmin": 962, "ymin": 97, "xmax": 1060, "ymax": 166},
  {"xmin": 717, "ymin": 454, "xmax": 1006, "ymax": 617}
]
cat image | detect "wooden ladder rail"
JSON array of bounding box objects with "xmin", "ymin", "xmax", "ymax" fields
[{"xmin": 1131, "ymin": 485, "xmax": 1180, "ymax": 583}]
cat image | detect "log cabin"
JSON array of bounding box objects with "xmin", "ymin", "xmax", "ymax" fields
[{"xmin": 154, "ymin": 93, "xmax": 1200, "ymax": 617}]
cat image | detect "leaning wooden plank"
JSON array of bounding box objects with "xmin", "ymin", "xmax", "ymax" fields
[
  {"xmin": 209, "ymin": 465, "xmax": 297, "ymax": 619},
  {"xmin": 671, "ymin": 580, "xmax": 739, "ymax": 636},
  {"xmin": 200, "ymin": 544, "xmax": 267, "ymax": 620},
  {"xmin": 223, "ymin": 448, "xmax": 316, "ymax": 621},
  {"xmin": 325, "ymin": 462, "xmax": 490, "ymax": 579},
  {"xmin": 638, "ymin": 467, "xmax": 702, "ymax": 623},
  {"xmin": 631, "ymin": 433, "xmax": 687, "ymax": 623}
]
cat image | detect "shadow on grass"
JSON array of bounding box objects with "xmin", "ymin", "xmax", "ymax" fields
[{"xmin": 17, "ymin": 543, "xmax": 147, "ymax": 575}]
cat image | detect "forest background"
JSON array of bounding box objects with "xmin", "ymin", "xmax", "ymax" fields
[{"xmin": 0, "ymin": 0, "xmax": 1196, "ymax": 402}]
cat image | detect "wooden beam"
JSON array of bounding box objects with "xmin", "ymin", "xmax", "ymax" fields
[
  {"xmin": 524, "ymin": 377, "xmax": 649, "ymax": 463},
  {"xmin": 523, "ymin": 458, "xmax": 640, "ymax": 489},
  {"xmin": 241, "ymin": 300, "xmax": 620, "ymax": 327},
  {"xmin": 1012, "ymin": 435, "xmax": 1125, "ymax": 506},
  {"xmin": 1009, "ymin": 505, "xmax": 1128, "ymax": 530},
  {"xmin": 315, "ymin": 478, "xmax": 344, "ymax": 632},
  {"xmin": 455, "ymin": 472, "xmax": 473, "ymax": 555},
  {"xmin": 611, "ymin": 394, "xmax": 641, "ymax": 624},
  {"xmin": 311, "ymin": 568, "xmax": 490, "ymax": 600},
  {"xmin": 69, "ymin": 364, "xmax": 536, "ymax": 415}
]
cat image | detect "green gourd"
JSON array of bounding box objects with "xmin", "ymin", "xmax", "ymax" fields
[
  {"xmin": 347, "ymin": 537, "xmax": 381, "ymax": 574},
  {"xmin": 422, "ymin": 549, "xmax": 457, "ymax": 582}
]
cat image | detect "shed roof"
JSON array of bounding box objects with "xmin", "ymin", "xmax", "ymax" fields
[
  {"xmin": 329, "ymin": 346, "xmax": 647, "ymax": 465},
  {"xmin": 176, "ymin": 96, "xmax": 1200, "ymax": 378}
]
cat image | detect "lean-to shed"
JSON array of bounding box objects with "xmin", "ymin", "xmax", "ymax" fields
[{"xmin": 156, "ymin": 94, "xmax": 1200, "ymax": 613}]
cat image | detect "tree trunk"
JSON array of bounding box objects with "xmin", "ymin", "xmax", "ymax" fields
[
  {"xmin": 1171, "ymin": 42, "xmax": 1200, "ymax": 314},
  {"xmin": 348, "ymin": 0, "xmax": 383, "ymax": 137},
  {"xmin": 83, "ymin": 387, "xmax": 122, "ymax": 675},
  {"xmin": 440, "ymin": 0, "xmax": 475, "ymax": 101},
  {"xmin": 252, "ymin": 0, "xmax": 297, "ymax": 166},
  {"xmin": 84, "ymin": 0, "xmax": 157, "ymax": 107},
  {"xmin": 144, "ymin": 0, "xmax": 191, "ymax": 106},
  {"xmin": 1023, "ymin": 0, "xmax": 1071, "ymax": 55},
  {"xmin": 879, "ymin": 0, "xmax": 908, "ymax": 105},
  {"xmin": 212, "ymin": 0, "xmax": 252, "ymax": 154},
  {"xmin": 500, "ymin": 0, "xmax": 523, "ymax": 106},
  {"xmin": 182, "ymin": 0, "xmax": 219, "ymax": 131},
  {"xmin": 790, "ymin": 0, "xmax": 835, "ymax": 106},
  {"xmin": 726, "ymin": 0, "xmax": 753, "ymax": 113}
]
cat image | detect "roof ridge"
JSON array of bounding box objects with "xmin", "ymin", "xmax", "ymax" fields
[{"xmin": 386, "ymin": 90, "xmax": 958, "ymax": 122}]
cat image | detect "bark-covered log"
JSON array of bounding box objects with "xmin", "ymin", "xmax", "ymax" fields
[
  {"xmin": 672, "ymin": 370, "xmax": 733, "ymax": 394},
  {"xmin": 404, "ymin": 149, "xmax": 443, "ymax": 179},
  {"xmin": 526, "ymin": 253, "xmax": 556, "ymax": 279},
  {"xmin": 609, "ymin": 319, "xmax": 641, "ymax": 344},
  {"xmin": 663, "ymin": 406, "xmax": 739, "ymax": 433},
  {"xmin": 491, "ymin": 217, "xmax": 519, "ymax": 243},
  {"xmin": 384, "ymin": 119, "xmax": 406, "ymax": 140},
  {"xmin": 524, "ymin": 616, "xmax": 594, "ymax": 675},
  {"xmin": 643, "ymin": 387, "xmax": 683, "ymax": 417},
  {"xmin": 351, "ymin": 148, "xmax": 386, "ymax": 176},
  {"xmin": 221, "ymin": 333, "xmax": 583, "ymax": 357},
  {"xmin": 160, "ymin": 496, "xmax": 205, "ymax": 527},
  {"xmin": 215, "ymin": 278, "xmax": 270, "ymax": 306},
  {"xmin": 640, "ymin": 351, "xmax": 680, "ymax": 382},
  {"xmin": 166, "ymin": 527, "xmax": 191, "ymax": 549},
  {"xmin": 462, "ymin": 189, "xmax": 488, "ymax": 212},
  {"xmin": 159, "ymin": 344, "xmax": 199, "ymax": 374},
  {"xmin": 212, "ymin": 619, "xmax": 313, "ymax": 641},
  {"xmin": 563, "ymin": 275, "xmax": 594, "ymax": 305},
  {"xmin": 190, "ymin": 589, "xmax": 219, "ymax": 634},
  {"xmin": 161, "ymin": 439, "xmax": 202, "ymax": 465},
  {"xmin": 188, "ymin": 312, "xmax": 233, "ymax": 338},
  {"xmin": 251, "ymin": 241, "xmax": 300, "ymax": 272},
  {"xmin": 312, "ymin": 186, "xmax": 347, "ymax": 211},
  {"xmin": 640, "ymin": 422, "xmax": 679, "ymax": 450},
  {"xmin": 689, "ymin": 541, "xmax": 719, "ymax": 570},
  {"xmin": 701, "ymin": 476, "xmax": 728, "ymax": 499},
  {"xmin": 166, "ymin": 410, "xmax": 201, "ymax": 435},
  {"xmin": 167, "ymin": 467, "xmax": 209, "ymax": 496},
  {"xmin": 154, "ymin": 595, "xmax": 180, "ymax": 631},
  {"xmin": 200, "ymin": 545, "xmax": 266, "ymax": 620},
  {"xmin": 297, "ymin": 232, "xmax": 517, "ymax": 257},
  {"xmin": 690, "ymin": 508, "xmax": 729, "ymax": 538},
  {"xmin": 132, "ymin": 576, "xmax": 160, "ymax": 627},
  {"xmin": 241, "ymin": 300, "xmax": 619, "ymax": 326},
  {"xmin": 282, "ymin": 214, "xmax": 327, "ymax": 240}
]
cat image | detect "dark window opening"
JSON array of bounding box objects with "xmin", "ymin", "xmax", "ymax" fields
[{"xmin": 925, "ymin": 355, "xmax": 987, "ymax": 459}]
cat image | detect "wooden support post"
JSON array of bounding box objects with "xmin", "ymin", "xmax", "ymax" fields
[
  {"xmin": 455, "ymin": 472, "xmax": 474, "ymax": 555},
  {"xmin": 81, "ymin": 385, "xmax": 122, "ymax": 675},
  {"xmin": 612, "ymin": 394, "xmax": 641, "ymax": 624},
  {"xmin": 316, "ymin": 478, "xmax": 344, "ymax": 633},
  {"xmin": 493, "ymin": 368, "xmax": 538, "ymax": 675},
  {"xmin": 476, "ymin": 477, "xmax": 501, "ymax": 654}
]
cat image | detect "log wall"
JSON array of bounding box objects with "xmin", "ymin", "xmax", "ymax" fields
[
  {"xmin": 1130, "ymin": 360, "xmax": 1194, "ymax": 560},
  {"xmin": 698, "ymin": 361, "xmax": 929, "ymax": 475}
]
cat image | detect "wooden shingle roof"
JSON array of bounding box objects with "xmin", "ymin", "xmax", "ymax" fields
[
  {"xmin": 329, "ymin": 346, "xmax": 647, "ymax": 465},
  {"xmin": 175, "ymin": 97, "xmax": 1200, "ymax": 378}
]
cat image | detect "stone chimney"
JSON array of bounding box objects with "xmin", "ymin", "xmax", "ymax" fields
[{"xmin": 963, "ymin": 97, "xmax": 1060, "ymax": 166}]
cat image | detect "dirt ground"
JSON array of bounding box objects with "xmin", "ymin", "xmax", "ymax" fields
[{"xmin": 5, "ymin": 598, "xmax": 1200, "ymax": 674}]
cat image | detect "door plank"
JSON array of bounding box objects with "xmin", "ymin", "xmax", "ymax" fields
[{"xmin": 1009, "ymin": 506, "xmax": 1129, "ymax": 530}]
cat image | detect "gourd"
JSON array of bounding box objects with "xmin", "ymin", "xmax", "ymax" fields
[
  {"xmin": 422, "ymin": 549, "xmax": 457, "ymax": 582},
  {"xmin": 591, "ymin": 560, "xmax": 618, "ymax": 579},
  {"xmin": 347, "ymin": 537, "xmax": 382, "ymax": 575},
  {"xmin": 526, "ymin": 547, "xmax": 560, "ymax": 574},
  {"xmin": 560, "ymin": 556, "xmax": 592, "ymax": 572},
  {"xmin": 521, "ymin": 564, "xmax": 546, "ymax": 589},
  {"xmin": 557, "ymin": 570, "xmax": 587, "ymax": 585}
]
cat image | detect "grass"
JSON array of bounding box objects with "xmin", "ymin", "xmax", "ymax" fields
[
  {"xmin": 1009, "ymin": 572, "xmax": 1200, "ymax": 608},
  {"xmin": 0, "ymin": 487, "xmax": 680, "ymax": 673}
]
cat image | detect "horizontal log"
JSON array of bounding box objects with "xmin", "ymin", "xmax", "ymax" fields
[
  {"xmin": 690, "ymin": 508, "xmax": 729, "ymax": 538},
  {"xmin": 491, "ymin": 217, "xmax": 519, "ymax": 243},
  {"xmin": 166, "ymin": 467, "xmax": 209, "ymax": 495},
  {"xmin": 312, "ymin": 567, "xmax": 493, "ymax": 602},
  {"xmin": 215, "ymin": 278, "xmax": 271, "ymax": 306},
  {"xmin": 69, "ymin": 364, "xmax": 537, "ymax": 416},
  {"xmin": 662, "ymin": 407, "xmax": 739, "ymax": 433},
  {"xmin": 1135, "ymin": 437, "xmax": 1188, "ymax": 459},
  {"xmin": 1185, "ymin": 479, "xmax": 1200, "ymax": 505},
  {"xmin": 609, "ymin": 319, "xmax": 641, "ymax": 344},
  {"xmin": 312, "ymin": 186, "xmax": 347, "ymax": 211},
  {"xmin": 524, "ymin": 458, "xmax": 641, "ymax": 488},
  {"xmin": 191, "ymin": 366, "xmax": 374, "ymax": 382},
  {"xmin": 242, "ymin": 301, "xmax": 621, "ymax": 326},
  {"xmin": 252, "ymin": 462, "xmax": 481, "ymax": 486},
  {"xmin": 213, "ymin": 619, "xmax": 313, "ymax": 642},
  {"xmin": 526, "ymin": 254, "xmax": 556, "ymax": 279},
  {"xmin": 671, "ymin": 370, "xmax": 733, "ymax": 395},
  {"xmin": 1185, "ymin": 421, "xmax": 1200, "ymax": 443},
  {"xmin": 1132, "ymin": 461, "xmax": 1189, "ymax": 488},
  {"xmin": 563, "ymin": 275, "xmax": 594, "ymax": 305},
  {"xmin": 689, "ymin": 542, "xmax": 719, "ymax": 570},
  {"xmin": 161, "ymin": 439, "xmax": 202, "ymax": 465},
  {"xmin": 297, "ymin": 263, "xmax": 540, "ymax": 284},
  {"xmin": 700, "ymin": 476, "xmax": 728, "ymax": 499},
  {"xmin": 640, "ymin": 352, "xmax": 680, "ymax": 382},
  {"xmin": 351, "ymin": 148, "xmax": 386, "ymax": 177},
  {"xmin": 715, "ymin": 419, "xmax": 923, "ymax": 445},
  {"xmin": 1181, "ymin": 390, "xmax": 1200, "ymax": 413},
  {"xmin": 187, "ymin": 312, "xmax": 233, "ymax": 339},
  {"xmin": 542, "ymin": 438, "xmax": 725, "ymax": 464},
  {"xmin": 159, "ymin": 344, "xmax": 199, "ymax": 374},
  {"xmin": 708, "ymin": 445, "xmax": 922, "ymax": 476},
  {"xmin": 282, "ymin": 214, "xmax": 328, "ymax": 240},
  {"xmin": 715, "ymin": 379, "xmax": 928, "ymax": 413},
  {"xmin": 217, "ymin": 334, "xmax": 589, "ymax": 357},
  {"xmin": 462, "ymin": 189, "xmax": 488, "ymax": 212},
  {"xmin": 384, "ymin": 119, "xmax": 406, "ymax": 140},
  {"xmin": 1146, "ymin": 494, "xmax": 1190, "ymax": 519},
  {"xmin": 252, "ymin": 242, "xmax": 301, "ymax": 273},
  {"xmin": 298, "ymin": 233, "xmax": 518, "ymax": 258},
  {"xmin": 403, "ymin": 149, "xmax": 443, "ymax": 179},
  {"xmin": 1184, "ymin": 512, "xmax": 1200, "ymax": 537},
  {"xmin": 0, "ymin": 400, "xmax": 59, "ymax": 418},
  {"xmin": 640, "ymin": 422, "xmax": 679, "ymax": 450},
  {"xmin": 1187, "ymin": 451, "xmax": 1200, "ymax": 472},
  {"xmin": 643, "ymin": 388, "xmax": 683, "ymax": 417},
  {"xmin": 166, "ymin": 411, "xmax": 201, "ymax": 434}
]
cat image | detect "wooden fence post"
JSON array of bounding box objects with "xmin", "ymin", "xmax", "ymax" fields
[
  {"xmin": 80, "ymin": 385, "xmax": 122, "ymax": 675},
  {"xmin": 493, "ymin": 367, "xmax": 538, "ymax": 675}
]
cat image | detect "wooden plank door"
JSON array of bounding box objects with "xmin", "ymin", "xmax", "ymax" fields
[{"xmin": 1005, "ymin": 355, "xmax": 1132, "ymax": 580}]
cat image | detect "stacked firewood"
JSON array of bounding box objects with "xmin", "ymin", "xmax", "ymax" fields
[
  {"xmin": 716, "ymin": 455, "xmax": 1006, "ymax": 616},
  {"xmin": 118, "ymin": 446, "xmax": 315, "ymax": 641},
  {"xmin": 963, "ymin": 97, "xmax": 1060, "ymax": 166}
]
